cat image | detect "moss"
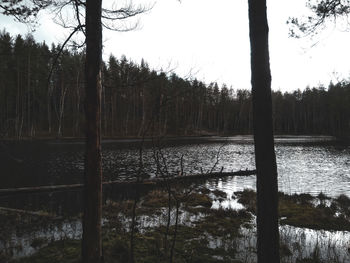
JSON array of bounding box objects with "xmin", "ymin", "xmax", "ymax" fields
[
  {"xmin": 280, "ymin": 243, "xmax": 292, "ymax": 257},
  {"xmin": 183, "ymin": 205, "xmax": 211, "ymax": 215},
  {"xmin": 196, "ymin": 208, "xmax": 252, "ymax": 239},
  {"xmin": 103, "ymin": 235, "xmax": 129, "ymax": 263},
  {"xmin": 282, "ymin": 192, "xmax": 314, "ymax": 205},
  {"xmin": 12, "ymin": 240, "xmax": 80, "ymax": 263},
  {"xmin": 104, "ymin": 199, "xmax": 136, "ymax": 219},
  {"xmin": 235, "ymin": 189, "xmax": 350, "ymax": 231},
  {"xmin": 198, "ymin": 187, "xmax": 211, "ymax": 195},
  {"xmin": 336, "ymin": 194, "xmax": 350, "ymax": 207},
  {"xmin": 317, "ymin": 192, "xmax": 328, "ymax": 201},
  {"xmin": 0, "ymin": 252, "xmax": 11, "ymax": 263},
  {"xmin": 133, "ymin": 225, "xmax": 243, "ymax": 263},
  {"xmin": 211, "ymin": 189, "xmax": 227, "ymax": 199},
  {"xmin": 101, "ymin": 191, "xmax": 251, "ymax": 262},
  {"xmin": 0, "ymin": 209, "xmax": 72, "ymax": 252},
  {"xmin": 186, "ymin": 192, "xmax": 212, "ymax": 208},
  {"xmin": 142, "ymin": 190, "xmax": 170, "ymax": 208},
  {"xmin": 335, "ymin": 194, "xmax": 350, "ymax": 218},
  {"xmin": 279, "ymin": 194, "xmax": 350, "ymax": 231},
  {"xmin": 30, "ymin": 237, "xmax": 48, "ymax": 249},
  {"xmin": 99, "ymin": 188, "xmax": 249, "ymax": 262},
  {"xmin": 296, "ymin": 257, "xmax": 323, "ymax": 263},
  {"xmin": 15, "ymin": 237, "xmax": 129, "ymax": 263},
  {"xmin": 8, "ymin": 188, "xmax": 350, "ymax": 262},
  {"xmin": 235, "ymin": 189, "xmax": 256, "ymax": 213}
]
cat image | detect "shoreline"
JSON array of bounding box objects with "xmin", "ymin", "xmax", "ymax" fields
[{"xmin": 0, "ymin": 134, "xmax": 339, "ymax": 144}]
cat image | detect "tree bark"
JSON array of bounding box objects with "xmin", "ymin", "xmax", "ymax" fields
[
  {"xmin": 248, "ymin": 1, "xmax": 280, "ymax": 262},
  {"xmin": 82, "ymin": 0, "xmax": 103, "ymax": 262}
]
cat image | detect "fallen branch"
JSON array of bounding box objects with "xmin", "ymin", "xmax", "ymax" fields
[
  {"xmin": 0, "ymin": 206, "xmax": 60, "ymax": 218},
  {"xmin": 0, "ymin": 169, "xmax": 256, "ymax": 196}
]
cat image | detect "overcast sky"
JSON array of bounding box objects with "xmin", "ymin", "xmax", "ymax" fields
[{"xmin": 1, "ymin": 0, "xmax": 350, "ymax": 92}]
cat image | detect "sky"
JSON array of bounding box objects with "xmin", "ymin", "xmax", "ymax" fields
[{"xmin": 1, "ymin": 0, "xmax": 350, "ymax": 92}]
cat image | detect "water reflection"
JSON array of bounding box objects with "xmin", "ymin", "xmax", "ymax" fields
[
  {"xmin": 1, "ymin": 136, "xmax": 349, "ymax": 261},
  {"xmin": 0, "ymin": 219, "xmax": 81, "ymax": 259},
  {"xmin": 0, "ymin": 136, "xmax": 349, "ymax": 207}
]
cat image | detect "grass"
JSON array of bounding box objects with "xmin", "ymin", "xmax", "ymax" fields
[
  {"xmin": 10, "ymin": 188, "xmax": 251, "ymax": 263},
  {"xmin": 12, "ymin": 206, "xmax": 249, "ymax": 262},
  {"xmin": 236, "ymin": 189, "xmax": 350, "ymax": 231},
  {"xmin": 11, "ymin": 240, "xmax": 80, "ymax": 263},
  {"xmin": 6, "ymin": 188, "xmax": 350, "ymax": 262}
]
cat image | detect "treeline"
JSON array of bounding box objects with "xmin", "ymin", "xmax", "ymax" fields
[
  {"xmin": 272, "ymin": 85, "xmax": 350, "ymax": 136},
  {"xmin": 0, "ymin": 30, "xmax": 349, "ymax": 138}
]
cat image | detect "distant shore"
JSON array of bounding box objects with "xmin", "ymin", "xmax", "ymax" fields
[{"xmin": 0, "ymin": 134, "xmax": 340, "ymax": 144}]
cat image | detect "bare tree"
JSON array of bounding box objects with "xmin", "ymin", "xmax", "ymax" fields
[
  {"xmin": 67, "ymin": 2, "xmax": 148, "ymax": 262},
  {"xmin": 248, "ymin": 0, "xmax": 280, "ymax": 262},
  {"xmin": 82, "ymin": 1, "xmax": 103, "ymax": 262},
  {"xmin": 1, "ymin": 1, "xmax": 149, "ymax": 262}
]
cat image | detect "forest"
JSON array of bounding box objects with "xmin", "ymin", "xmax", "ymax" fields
[
  {"xmin": 0, "ymin": 29, "xmax": 349, "ymax": 139},
  {"xmin": 2, "ymin": 0, "xmax": 350, "ymax": 262}
]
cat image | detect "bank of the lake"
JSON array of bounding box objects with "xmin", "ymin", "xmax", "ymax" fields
[
  {"xmin": 3, "ymin": 188, "xmax": 350, "ymax": 263},
  {"xmin": 0, "ymin": 136, "xmax": 349, "ymax": 262}
]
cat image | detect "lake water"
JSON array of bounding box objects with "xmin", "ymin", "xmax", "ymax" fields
[
  {"xmin": 0, "ymin": 135, "xmax": 349, "ymax": 195},
  {"xmin": 0, "ymin": 135, "xmax": 349, "ymax": 261},
  {"xmin": 0, "ymin": 135, "xmax": 349, "ymax": 215}
]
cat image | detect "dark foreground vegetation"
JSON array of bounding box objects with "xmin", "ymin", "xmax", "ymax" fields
[
  {"xmin": 2, "ymin": 185, "xmax": 350, "ymax": 263},
  {"xmin": 0, "ymin": 30, "xmax": 349, "ymax": 139}
]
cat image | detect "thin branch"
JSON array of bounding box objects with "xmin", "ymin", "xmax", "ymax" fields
[
  {"xmin": 74, "ymin": 0, "xmax": 86, "ymax": 36},
  {"xmin": 289, "ymin": 0, "xmax": 350, "ymax": 38},
  {"xmin": 47, "ymin": 25, "xmax": 85, "ymax": 87},
  {"xmin": 209, "ymin": 142, "xmax": 227, "ymax": 174}
]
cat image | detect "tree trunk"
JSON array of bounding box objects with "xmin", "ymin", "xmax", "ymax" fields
[
  {"xmin": 75, "ymin": 71, "xmax": 81, "ymax": 136},
  {"xmin": 47, "ymin": 84, "xmax": 52, "ymax": 135},
  {"xmin": 82, "ymin": 0, "xmax": 103, "ymax": 262},
  {"xmin": 27, "ymin": 51, "xmax": 31, "ymax": 137},
  {"xmin": 248, "ymin": 1, "xmax": 280, "ymax": 262},
  {"xmin": 15, "ymin": 66, "xmax": 21, "ymax": 138},
  {"xmin": 57, "ymin": 79, "xmax": 67, "ymax": 137}
]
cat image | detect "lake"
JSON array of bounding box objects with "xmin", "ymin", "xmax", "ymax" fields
[
  {"xmin": 0, "ymin": 135, "xmax": 349, "ymax": 194},
  {"xmin": 1, "ymin": 135, "xmax": 350, "ymax": 261},
  {"xmin": 0, "ymin": 135, "xmax": 349, "ymax": 214}
]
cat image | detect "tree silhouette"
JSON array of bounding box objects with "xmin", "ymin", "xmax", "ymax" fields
[
  {"xmin": 0, "ymin": 0, "xmax": 52, "ymax": 24},
  {"xmin": 288, "ymin": 0, "xmax": 350, "ymax": 139},
  {"xmin": 248, "ymin": 0, "xmax": 280, "ymax": 262},
  {"xmin": 1, "ymin": 1, "xmax": 147, "ymax": 262},
  {"xmin": 82, "ymin": 1, "xmax": 103, "ymax": 262},
  {"xmin": 0, "ymin": 28, "xmax": 349, "ymax": 138},
  {"xmin": 288, "ymin": 0, "xmax": 350, "ymax": 37}
]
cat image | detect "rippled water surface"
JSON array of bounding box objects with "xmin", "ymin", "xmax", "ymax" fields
[
  {"xmin": 0, "ymin": 136, "xmax": 349, "ymax": 261},
  {"xmin": 1, "ymin": 136, "xmax": 349, "ymax": 197}
]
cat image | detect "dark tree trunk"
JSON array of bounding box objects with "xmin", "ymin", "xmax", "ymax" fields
[
  {"xmin": 82, "ymin": 0, "xmax": 103, "ymax": 262},
  {"xmin": 248, "ymin": 1, "xmax": 280, "ymax": 262}
]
